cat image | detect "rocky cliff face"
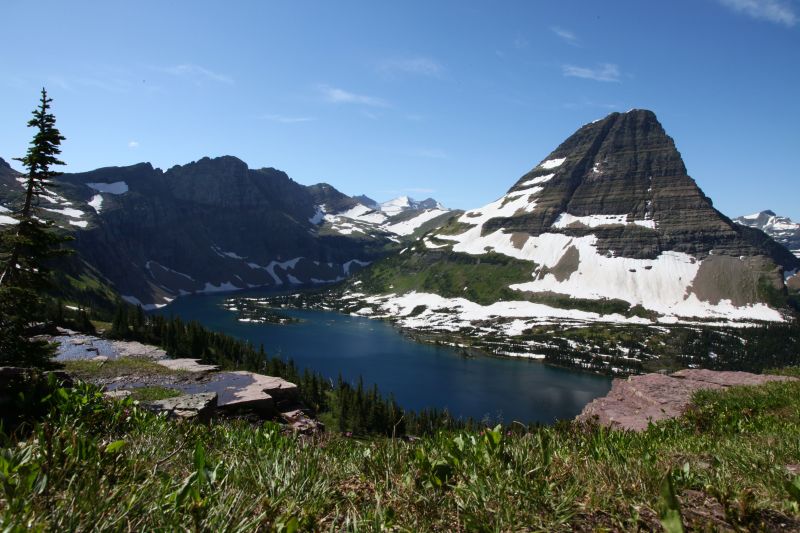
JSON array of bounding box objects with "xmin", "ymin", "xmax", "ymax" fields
[
  {"xmin": 0, "ymin": 155, "xmax": 453, "ymax": 309},
  {"xmin": 57, "ymin": 156, "xmax": 398, "ymax": 307},
  {"xmin": 352, "ymin": 110, "xmax": 799, "ymax": 324}
]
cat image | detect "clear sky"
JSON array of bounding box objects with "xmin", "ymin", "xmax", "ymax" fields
[{"xmin": 1, "ymin": 0, "xmax": 798, "ymax": 218}]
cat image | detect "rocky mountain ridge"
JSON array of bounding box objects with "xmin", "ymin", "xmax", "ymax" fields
[{"xmin": 0, "ymin": 155, "xmax": 454, "ymax": 309}]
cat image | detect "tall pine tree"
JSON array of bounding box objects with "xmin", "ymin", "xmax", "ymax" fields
[{"xmin": 0, "ymin": 88, "xmax": 70, "ymax": 367}]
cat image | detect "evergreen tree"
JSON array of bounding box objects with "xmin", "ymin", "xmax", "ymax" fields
[{"xmin": 0, "ymin": 88, "xmax": 70, "ymax": 367}]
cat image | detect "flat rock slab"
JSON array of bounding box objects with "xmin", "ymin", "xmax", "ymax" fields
[
  {"xmin": 110, "ymin": 340, "xmax": 168, "ymax": 360},
  {"xmin": 156, "ymin": 358, "xmax": 219, "ymax": 373},
  {"xmin": 53, "ymin": 332, "xmax": 167, "ymax": 362},
  {"xmin": 53, "ymin": 334, "xmax": 119, "ymax": 361},
  {"xmin": 179, "ymin": 371, "xmax": 298, "ymax": 413},
  {"xmin": 578, "ymin": 370, "xmax": 795, "ymax": 431},
  {"xmin": 144, "ymin": 392, "xmax": 217, "ymax": 421},
  {"xmin": 52, "ymin": 331, "xmax": 215, "ymax": 374}
]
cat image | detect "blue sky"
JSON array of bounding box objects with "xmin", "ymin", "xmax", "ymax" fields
[{"xmin": 1, "ymin": 0, "xmax": 798, "ymax": 218}]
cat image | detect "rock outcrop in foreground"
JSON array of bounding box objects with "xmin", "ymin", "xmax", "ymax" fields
[
  {"xmin": 577, "ymin": 369, "xmax": 795, "ymax": 431},
  {"xmin": 52, "ymin": 329, "xmax": 318, "ymax": 431}
]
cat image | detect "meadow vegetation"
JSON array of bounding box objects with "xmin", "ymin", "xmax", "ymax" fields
[{"xmin": 2, "ymin": 373, "xmax": 799, "ymax": 530}]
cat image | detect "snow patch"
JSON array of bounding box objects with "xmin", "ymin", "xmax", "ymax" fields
[
  {"xmin": 343, "ymin": 259, "xmax": 371, "ymax": 275},
  {"xmin": 211, "ymin": 245, "xmax": 246, "ymax": 260},
  {"xmin": 309, "ymin": 205, "xmax": 326, "ymax": 225},
  {"xmin": 380, "ymin": 196, "xmax": 413, "ymax": 216},
  {"xmin": 121, "ymin": 295, "xmax": 172, "ymax": 311},
  {"xmin": 201, "ymin": 282, "xmax": 240, "ymax": 293},
  {"xmin": 538, "ymin": 157, "xmax": 566, "ymax": 170},
  {"xmin": 43, "ymin": 207, "xmax": 84, "ymax": 219},
  {"xmin": 519, "ymin": 173, "xmax": 555, "ymax": 187},
  {"xmin": 384, "ymin": 209, "xmax": 450, "ymax": 236},
  {"xmin": 145, "ymin": 260, "xmax": 196, "ymax": 281},
  {"xmin": 88, "ymin": 194, "xmax": 103, "ymax": 213},
  {"xmin": 551, "ymin": 213, "xmax": 656, "ymax": 230}
]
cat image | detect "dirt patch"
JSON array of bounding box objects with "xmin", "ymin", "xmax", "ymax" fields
[
  {"xmin": 788, "ymin": 272, "xmax": 800, "ymax": 291},
  {"xmin": 679, "ymin": 490, "xmax": 733, "ymax": 531},
  {"xmin": 688, "ymin": 254, "xmax": 767, "ymax": 306},
  {"xmin": 549, "ymin": 245, "xmax": 580, "ymax": 282},
  {"xmin": 510, "ymin": 232, "xmax": 529, "ymax": 250}
]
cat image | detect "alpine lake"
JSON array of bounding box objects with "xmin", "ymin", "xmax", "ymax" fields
[{"xmin": 156, "ymin": 288, "xmax": 612, "ymax": 425}]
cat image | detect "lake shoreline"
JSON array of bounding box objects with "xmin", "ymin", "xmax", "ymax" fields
[{"xmin": 155, "ymin": 287, "xmax": 613, "ymax": 424}]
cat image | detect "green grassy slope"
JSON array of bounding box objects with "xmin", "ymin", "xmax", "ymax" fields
[{"xmin": 2, "ymin": 374, "xmax": 799, "ymax": 531}]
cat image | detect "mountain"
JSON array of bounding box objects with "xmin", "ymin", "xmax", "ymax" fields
[
  {"xmin": 0, "ymin": 156, "xmax": 455, "ymax": 309},
  {"xmin": 344, "ymin": 110, "xmax": 800, "ymax": 330},
  {"xmin": 379, "ymin": 196, "xmax": 444, "ymax": 215},
  {"xmin": 735, "ymin": 210, "xmax": 800, "ymax": 259},
  {"xmin": 312, "ymin": 194, "xmax": 455, "ymax": 241},
  {"xmin": 353, "ymin": 195, "xmax": 379, "ymax": 210}
]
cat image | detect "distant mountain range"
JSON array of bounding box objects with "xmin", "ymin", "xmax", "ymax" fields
[
  {"xmin": 735, "ymin": 210, "xmax": 800, "ymax": 260},
  {"xmin": 341, "ymin": 109, "xmax": 800, "ymax": 330},
  {"xmin": 2, "ymin": 111, "xmax": 798, "ymax": 325},
  {"xmin": 0, "ymin": 155, "xmax": 455, "ymax": 309}
]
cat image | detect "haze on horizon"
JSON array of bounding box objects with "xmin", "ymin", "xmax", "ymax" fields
[{"xmin": 0, "ymin": 0, "xmax": 798, "ymax": 219}]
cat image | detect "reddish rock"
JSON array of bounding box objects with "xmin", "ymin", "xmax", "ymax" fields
[{"xmin": 577, "ymin": 369, "xmax": 795, "ymax": 431}]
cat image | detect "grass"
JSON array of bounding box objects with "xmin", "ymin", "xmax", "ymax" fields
[
  {"xmin": 359, "ymin": 249, "xmax": 535, "ymax": 305},
  {"xmin": 63, "ymin": 357, "xmax": 187, "ymax": 380},
  {"xmin": 2, "ymin": 377, "xmax": 800, "ymax": 530},
  {"xmin": 128, "ymin": 386, "xmax": 182, "ymax": 402}
]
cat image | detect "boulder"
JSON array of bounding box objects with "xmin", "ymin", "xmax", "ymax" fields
[{"xmin": 281, "ymin": 409, "xmax": 324, "ymax": 434}]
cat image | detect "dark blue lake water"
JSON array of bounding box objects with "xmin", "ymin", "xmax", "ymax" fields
[{"xmin": 158, "ymin": 290, "xmax": 611, "ymax": 424}]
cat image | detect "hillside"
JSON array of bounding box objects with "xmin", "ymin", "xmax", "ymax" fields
[{"xmin": 2, "ymin": 368, "xmax": 799, "ymax": 530}]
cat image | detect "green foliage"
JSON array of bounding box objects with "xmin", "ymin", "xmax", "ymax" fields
[
  {"xmin": 3, "ymin": 378, "xmax": 799, "ymax": 530},
  {"xmin": 129, "ymin": 386, "xmax": 181, "ymax": 402},
  {"xmin": 0, "ymin": 88, "xmax": 71, "ymax": 368},
  {"xmin": 358, "ymin": 250, "xmax": 534, "ymax": 305},
  {"xmin": 657, "ymin": 472, "xmax": 685, "ymax": 533},
  {"xmin": 757, "ymin": 274, "xmax": 788, "ymax": 308}
]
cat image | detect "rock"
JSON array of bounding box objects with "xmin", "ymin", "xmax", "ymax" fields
[
  {"xmin": 110, "ymin": 340, "xmax": 168, "ymax": 360},
  {"xmin": 155, "ymin": 358, "xmax": 219, "ymax": 373},
  {"xmin": 192, "ymin": 371, "xmax": 298, "ymax": 415},
  {"xmin": 671, "ymin": 368, "xmax": 796, "ymax": 387},
  {"xmin": 143, "ymin": 392, "xmax": 217, "ymax": 421},
  {"xmin": 281, "ymin": 409, "xmax": 323, "ymax": 434},
  {"xmin": 104, "ymin": 389, "xmax": 131, "ymax": 399},
  {"xmin": 577, "ymin": 369, "xmax": 796, "ymax": 431}
]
